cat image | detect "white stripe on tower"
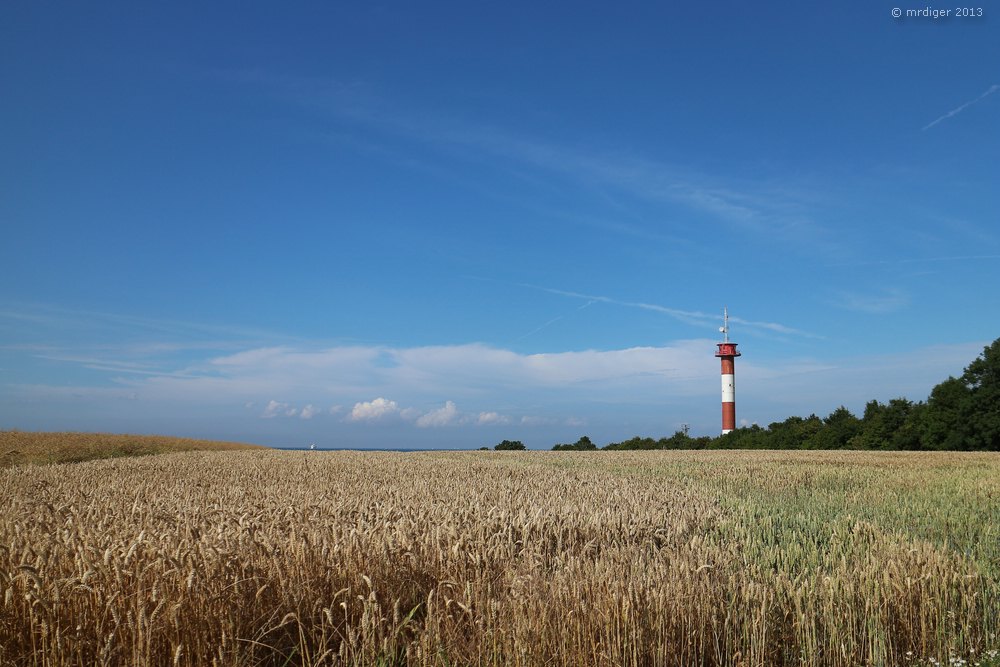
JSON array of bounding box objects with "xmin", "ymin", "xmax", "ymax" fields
[{"xmin": 721, "ymin": 374, "xmax": 735, "ymax": 403}]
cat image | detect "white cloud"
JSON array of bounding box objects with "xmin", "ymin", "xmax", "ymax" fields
[
  {"xmin": 9, "ymin": 384, "xmax": 139, "ymax": 401},
  {"xmin": 399, "ymin": 407, "xmax": 421, "ymax": 421},
  {"xmin": 349, "ymin": 397, "xmax": 399, "ymax": 422},
  {"xmin": 261, "ymin": 400, "xmax": 291, "ymax": 418},
  {"xmin": 416, "ymin": 400, "xmax": 460, "ymax": 428},
  {"xmin": 17, "ymin": 330, "xmax": 987, "ymax": 443},
  {"xmin": 390, "ymin": 341, "xmax": 714, "ymax": 392},
  {"xmin": 103, "ymin": 340, "xmax": 719, "ymax": 425},
  {"xmin": 261, "ymin": 400, "xmax": 302, "ymax": 418},
  {"xmin": 520, "ymin": 415, "xmax": 560, "ymax": 426},
  {"xmin": 476, "ymin": 411, "xmax": 509, "ymax": 426}
]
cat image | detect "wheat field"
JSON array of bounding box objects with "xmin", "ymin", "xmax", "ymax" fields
[
  {"xmin": 0, "ymin": 431, "xmax": 264, "ymax": 468},
  {"xmin": 1, "ymin": 449, "xmax": 997, "ymax": 666}
]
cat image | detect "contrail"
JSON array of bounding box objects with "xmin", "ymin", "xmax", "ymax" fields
[
  {"xmin": 828, "ymin": 254, "xmax": 1000, "ymax": 268},
  {"xmin": 923, "ymin": 84, "xmax": 999, "ymax": 131},
  {"xmin": 520, "ymin": 283, "xmax": 820, "ymax": 338}
]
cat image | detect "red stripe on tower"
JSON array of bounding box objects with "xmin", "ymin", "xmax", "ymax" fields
[{"xmin": 714, "ymin": 306, "xmax": 741, "ymax": 435}]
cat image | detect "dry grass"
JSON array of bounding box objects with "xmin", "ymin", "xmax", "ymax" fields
[
  {"xmin": 0, "ymin": 430, "xmax": 265, "ymax": 467},
  {"xmin": 0, "ymin": 450, "xmax": 997, "ymax": 666}
]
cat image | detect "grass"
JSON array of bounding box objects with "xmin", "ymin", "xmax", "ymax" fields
[
  {"xmin": 0, "ymin": 430, "xmax": 266, "ymax": 467},
  {"xmin": 0, "ymin": 449, "xmax": 997, "ymax": 666}
]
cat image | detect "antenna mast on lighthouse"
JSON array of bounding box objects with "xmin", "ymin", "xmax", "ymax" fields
[{"xmin": 715, "ymin": 307, "xmax": 741, "ymax": 435}]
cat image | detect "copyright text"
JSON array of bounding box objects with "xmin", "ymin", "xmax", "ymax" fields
[{"xmin": 891, "ymin": 6, "xmax": 985, "ymax": 19}]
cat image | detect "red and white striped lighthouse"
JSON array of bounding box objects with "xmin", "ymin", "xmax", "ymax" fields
[{"xmin": 715, "ymin": 307, "xmax": 741, "ymax": 435}]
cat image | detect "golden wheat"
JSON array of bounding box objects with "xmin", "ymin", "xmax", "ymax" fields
[
  {"xmin": 0, "ymin": 431, "xmax": 264, "ymax": 468},
  {"xmin": 1, "ymin": 450, "xmax": 997, "ymax": 666}
]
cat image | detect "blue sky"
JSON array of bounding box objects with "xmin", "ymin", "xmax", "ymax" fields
[{"xmin": 1, "ymin": 2, "xmax": 998, "ymax": 448}]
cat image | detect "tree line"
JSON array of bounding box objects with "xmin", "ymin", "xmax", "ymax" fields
[{"xmin": 486, "ymin": 338, "xmax": 1000, "ymax": 452}]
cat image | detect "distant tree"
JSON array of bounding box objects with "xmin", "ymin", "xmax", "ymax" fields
[
  {"xmin": 920, "ymin": 376, "xmax": 972, "ymax": 450},
  {"xmin": 850, "ymin": 399, "xmax": 922, "ymax": 450},
  {"xmin": 660, "ymin": 430, "xmax": 696, "ymax": 449},
  {"xmin": 893, "ymin": 401, "xmax": 926, "ymax": 450},
  {"xmin": 552, "ymin": 436, "xmax": 598, "ymax": 451},
  {"xmin": 690, "ymin": 436, "xmax": 712, "ymax": 450},
  {"xmin": 851, "ymin": 400, "xmax": 889, "ymax": 450},
  {"xmin": 603, "ymin": 431, "xmax": 708, "ymax": 450},
  {"xmin": 920, "ymin": 338, "xmax": 1000, "ymax": 451},
  {"xmin": 961, "ymin": 338, "xmax": 1000, "ymax": 450},
  {"xmin": 765, "ymin": 415, "xmax": 822, "ymax": 450},
  {"xmin": 711, "ymin": 424, "xmax": 768, "ymax": 449},
  {"xmin": 603, "ymin": 436, "xmax": 658, "ymax": 450},
  {"xmin": 805, "ymin": 406, "xmax": 861, "ymax": 450},
  {"xmin": 494, "ymin": 439, "xmax": 526, "ymax": 451}
]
